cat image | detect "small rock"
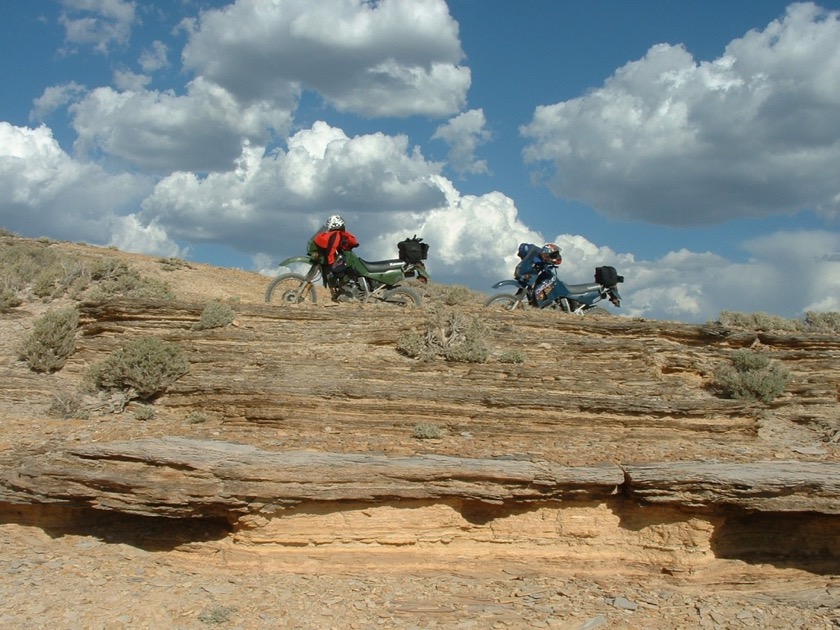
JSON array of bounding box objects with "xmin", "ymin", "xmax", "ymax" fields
[
  {"xmin": 610, "ymin": 597, "xmax": 638, "ymax": 610},
  {"xmin": 578, "ymin": 615, "xmax": 607, "ymax": 629}
]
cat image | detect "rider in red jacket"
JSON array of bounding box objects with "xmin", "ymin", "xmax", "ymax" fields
[
  {"xmin": 311, "ymin": 215, "xmax": 359, "ymax": 265},
  {"xmin": 308, "ymin": 214, "xmax": 359, "ymax": 297}
]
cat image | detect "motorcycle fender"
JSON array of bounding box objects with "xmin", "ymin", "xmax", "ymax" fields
[
  {"xmin": 279, "ymin": 255, "xmax": 313, "ymax": 267},
  {"xmin": 491, "ymin": 279, "xmax": 523, "ymax": 290}
]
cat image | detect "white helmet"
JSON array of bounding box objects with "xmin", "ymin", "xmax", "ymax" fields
[{"xmin": 325, "ymin": 214, "xmax": 345, "ymax": 231}]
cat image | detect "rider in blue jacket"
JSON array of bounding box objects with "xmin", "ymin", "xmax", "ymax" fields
[{"xmin": 515, "ymin": 243, "xmax": 562, "ymax": 305}]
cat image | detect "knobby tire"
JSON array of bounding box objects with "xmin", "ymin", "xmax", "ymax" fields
[
  {"xmin": 380, "ymin": 286, "xmax": 422, "ymax": 307},
  {"xmin": 265, "ymin": 273, "xmax": 318, "ymax": 305},
  {"xmin": 484, "ymin": 294, "xmax": 522, "ymax": 311}
]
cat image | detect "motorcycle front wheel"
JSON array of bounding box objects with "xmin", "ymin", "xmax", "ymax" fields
[
  {"xmin": 378, "ymin": 286, "xmax": 422, "ymax": 307},
  {"xmin": 484, "ymin": 294, "xmax": 526, "ymax": 311},
  {"xmin": 265, "ymin": 273, "xmax": 318, "ymax": 305}
]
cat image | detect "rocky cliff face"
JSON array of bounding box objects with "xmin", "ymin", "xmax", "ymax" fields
[{"xmin": 1, "ymin": 239, "xmax": 839, "ymax": 628}]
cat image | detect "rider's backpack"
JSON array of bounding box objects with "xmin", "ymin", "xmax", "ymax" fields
[
  {"xmin": 398, "ymin": 236, "xmax": 429, "ymax": 264},
  {"xmin": 595, "ymin": 266, "xmax": 623, "ymax": 287}
]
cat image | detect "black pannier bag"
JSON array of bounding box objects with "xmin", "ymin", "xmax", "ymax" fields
[
  {"xmin": 398, "ymin": 235, "xmax": 429, "ymax": 264},
  {"xmin": 595, "ymin": 266, "xmax": 624, "ymax": 287}
]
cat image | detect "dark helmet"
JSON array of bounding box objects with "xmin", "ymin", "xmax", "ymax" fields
[
  {"xmin": 541, "ymin": 243, "xmax": 562, "ymax": 263},
  {"xmin": 517, "ymin": 243, "xmax": 531, "ymax": 259}
]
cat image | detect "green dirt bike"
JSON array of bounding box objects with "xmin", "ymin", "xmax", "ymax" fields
[{"xmin": 265, "ymin": 236, "xmax": 430, "ymax": 307}]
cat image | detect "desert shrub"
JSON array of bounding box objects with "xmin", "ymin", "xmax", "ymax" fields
[
  {"xmin": 395, "ymin": 330, "xmax": 427, "ymax": 359},
  {"xmin": 48, "ymin": 389, "xmax": 89, "ymax": 419},
  {"xmin": 397, "ymin": 306, "xmax": 489, "ymax": 363},
  {"xmin": 0, "ymin": 242, "xmax": 42, "ymax": 289},
  {"xmin": 717, "ymin": 311, "xmax": 801, "ymax": 332},
  {"xmin": 803, "ymin": 311, "xmax": 840, "ymax": 334},
  {"xmin": 134, "ymin": 405, "xmax": 155, "ymax": 421},
  {"xmin": 420, "ymin": 281, "xmax": 485, "ymax": 306},
  {"xmin": 0, "ymin": 238, "xmax": 92, "ymax": 303},
  {"xmin": 445, "ymin": 333, "xmax": 489, "ymax": 363},
  {"xmin": 0, "ymin": 286, "xmax": 22, "ymax": 313},
  {"xmin": 32, "ymin": 268, "xmax": 61, "ymax": 298},
  {"xmin": 56, "ymin": 257, "xmax": 91, "ymax": 298},
  {"xmin": 498, "ymin": 349, "xmax": 526, "ymax": 364},
  {"xmin": 440, "ymin": 284, "xmax": 474, "ymax": 305},
  {"xmin": 198, "ymin": 605, "xmax": 237, "ymax": 625},
  {"xmin": 186, "ymin": 410, "xmax": 210, "ymax": 424},
  {"xmin": 158, "ymin": 257, "xmax": 193, "ymax": 271},
  {"xmin": 88, "ymin": 258, "xmax": 128, "ymax": 281},
  {"xmin": 86, "ymin": 260, "xmax": 174, "ymax": 301},
  {"xmin": 413, "ymin": 422, "xmax": 442, "ymax": 439},
  {"xmin": 711, "ymin": 348, "xmax": 790, "ymax": 403},
  {"xmin": 87, "ymin": 336, "xmax": 189, "ymax": 400},
  {"xmin": 18, "ymin": 307, "xmax": 79, "ymax": 372},
  {"xmin": 193, "ymin": 301, "xmax": 235, "ymax": 330}
]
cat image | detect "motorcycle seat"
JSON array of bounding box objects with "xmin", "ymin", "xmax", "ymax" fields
[
  {"xmin": 564, "ymin": 282, "xmax": 603, "ymax": 294},
  {"xmin": 358, "ymin": 257, "xmax": 405, "ymax": 273}
]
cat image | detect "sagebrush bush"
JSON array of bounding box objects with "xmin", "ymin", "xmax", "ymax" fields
[
  {"xmin": 86, "ymin": 260, "xmax": 174, "ymax": 301},
  {"xmin": 717, "ymin": 310, "xmax": 801, "ymax": 332},
  {"xmin": 413, "ymin": 422, "xmax": 443, "ymax": 439},
  {"xmin": 803, "ymin": 311, "xmax": 840, "ymax": 334},
  {"xmin": 32, "ymin": 269, "xmax": 60, "ymax": 298},
  {"xmin": 186, "ymin": 410, "xmax": 210, "ymax": 424},
  {"xmin": 134, "ymin": 405, "xmax": 155, "ymax": 421},
  {"xmin": 87, "ymin": 336, "xmax": 189, "ymax": 401},
  {"xmin": 197, "ymin": 605, "xmax": 237, "ymax": 625},
  {"xmin": 498, "ymin": 349, "xmax": 526, "ymax": 364},
  {"xmin": 716, "ymin": 310, "xmax": 840, "ymax": 334},
  {"xmin": 440, "ymin": 284, "xmax": 474, "ymax": 305},
  {"xmin": 193, "ymin": 301, "xmax": 235, "ymax": 330},
  {"xmin": 0, "ymin": 240, "xmax": 88, "ymax": 303},
  {"xmin": 18, "ymin": 307, "xmax": 79, "ymax": 372},
  {"xmin": 395, "ymin": 330, "xmax": 427, "ymax": 359},
  {"xmin": 158, "ymin": 257, "xmax": 193, "ymax": 271},
  {"xmin": 0, "ymin": 286, "xmax": 22, "ymax": 313},
  {"xmin": 712, "ymin": 348, "xmax": 790, "ymax": 403},
  {"xmin": 48, "ymin": 389, "xmax": 89, "ymax": 420},
  {"xmin": 420, "ymin": 281, "xmax": 484, "ymax": 306},
  {"xmin": 397, "ymin": 306, "xmax": 489, "ymax": 363}
]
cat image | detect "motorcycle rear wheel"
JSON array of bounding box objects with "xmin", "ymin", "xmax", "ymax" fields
[
  {"xmin": 484, "ymin": 294, "xmax": 526, "ymax": 311},
  {"xmin": 379, "ymin": 286, "xmax": 422, "ymax": 307},
  {"xmin": 586, "ymin": 306, "xmax": 611, "ymax": 316},
  {"xmin": 265, "ymin": 273, "xmax": 318, "ymax": 305}
]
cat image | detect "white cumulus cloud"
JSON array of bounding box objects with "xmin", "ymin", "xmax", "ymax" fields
[
  {"xmin": 0, "ymin": 122, "xmax": 151, "ymax": 243},
  {"xmin": 181, "ymin": 0, "xmax": 469, "ymax": 117},
  {"xmin": 70, "ymin": 78, "xmax": 289, "ymax": 172},
  {"xmin": 432, "ymin": 109, "xmax": 491, "ymax": 176},
  {"xmin": 59, "ymin": 0, "xmax": 137, "ymax": 54},
  {"xmin": 521, "ymin": 2, "xmax": 840, "ymax": 226},
  {"xmin": 139, "ymin": 121, "xmax": 446, "ymax": 255}
]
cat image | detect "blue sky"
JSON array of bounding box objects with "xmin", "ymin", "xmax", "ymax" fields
[{"xmin": 2, "ymin": 0, "xmax": 839, "ymax": 322}]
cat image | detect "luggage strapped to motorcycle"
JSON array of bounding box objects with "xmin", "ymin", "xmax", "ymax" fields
[
  {"xmin": 595, "ymin": 266, "xmax": 624, "ymax": 287},
  {"xmin": 398, "ymin": 235, "xmax": 429, "ymax": 264}
]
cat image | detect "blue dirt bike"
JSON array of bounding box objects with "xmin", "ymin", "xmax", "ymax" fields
[
  {"xmin": 485, "ymin": 265, "xmax": 624, "ymax": 314},
  {"xmin": 265, "ymin": 237, "xmax": 430, "ymax": 307}
]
